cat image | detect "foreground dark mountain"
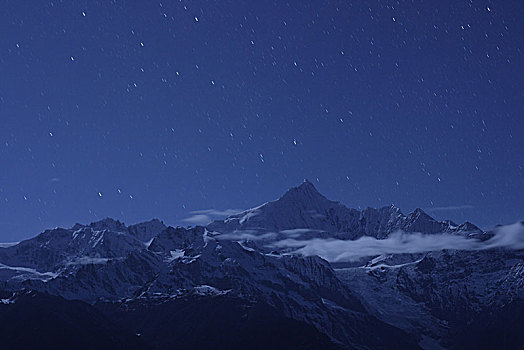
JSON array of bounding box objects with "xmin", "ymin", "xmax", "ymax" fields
[
  {"xmin": 0, "ymin": 181, "xmax": 522, "ymax": 349},
  {"xmin": 0, "ymin": 289, "xmax": 339, "ymax": 350},
  {"xmin": 0, "ymin": 289, "xmax": 144, "ymax": 349}
]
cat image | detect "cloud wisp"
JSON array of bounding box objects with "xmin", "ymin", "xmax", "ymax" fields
[
  {"xmin": 216, "ymin": 228, "xmax": 324, "ymax": 241},
  {"xmin": 217, "ymin": 230, "xmax": 278, "ymax": 241},
  {"xmin": 269, "ymin": 222, "xmax": 524, "ymax": 262},
  {"xmin": 426, "ymin": 205, "xmax": 474, "ymax": 212},
  {"xmin": 182, "ymin": 209, "xmax": 243, "ymax": 226}
]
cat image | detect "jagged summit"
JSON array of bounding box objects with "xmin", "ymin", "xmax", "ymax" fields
[
  {"xmin": 128, "ymin": 218, "xmax": 167, "ymax": 242},
  {"xmin": 298, "ymin": 178, "xmax": 317, "ymax": 188},
  {"xmin": 208, "ymin": 181, "xmax": 485, "ymax": 239},
  {"xmin": 69, "ymin": 218, "xmax": 166, "ymax": 242},
  {"xmin": 88, "ymin": 217, "xmax": 127, "ymax": 232},
  {"xmin": 299, "ymin": 178, "xmax": 318, "ymax": 190},
  {"xmin": 278, "ymin": 180, "xmax": 332, "ymax": 206},
  {"xmin": 457, "ymin": 221, "xmax": 482, "ymax": 233},
  {"xmin": 409, "ymin": 207, "xmax": 431, "ymax": 217},
  {"xmin": 208, "ymin": 180, "xmax": 357, "ymax": 234}
]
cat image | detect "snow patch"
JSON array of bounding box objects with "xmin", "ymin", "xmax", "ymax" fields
[
  {"xmin": 0, "ymin": 263, "xmax": 58, "ymax": 280},
  {"xmin": 144, "ymin": 237, "xmax": 155, "ymax": 248},
  {"xmin": 369, "ymin": 254, "xmax": 392, "ymax": 266},
  {"xmin": 0, "ymin": 242, "xmax": 19, "ymax": 248},
  {"xmin": 65, "ymin": 257, "xmax": 110, "ymax": 265},
  {"xmin": 360, "ymin": 258, "xmax": 424, "ymax": 271},
  {"xmin": 193, "ymin": 285, "xmax": 230, "ymax": 296},
  {"xmin": 166, "ymin": 249, "xmax": 185, "ymax": 262},
  {"xmin": 238, "ymin": 241, "xmax": 255, "ymax": 252},
  {"xmin": 90, "ymin": 231, "xmax": 104, "ymax": 248},
  {"xmin": 321, "ymin": 298, "xmax": 348, "ymax": 311},
  {"xmin": 239, "ymin": 209, "xmax": 259, "ymax": 224}
]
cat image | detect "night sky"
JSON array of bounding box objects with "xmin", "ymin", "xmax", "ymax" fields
[{"xmin": 1, "ymin": 0, "xmax": 523, "ymax": 241}]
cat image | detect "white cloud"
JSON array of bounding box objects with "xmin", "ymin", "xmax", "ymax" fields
[
  {"xmin": 426, "ymin": 205, "xmax": 474, "ymax": 212},
  {"xmin": 183, "ymin": 214, "xmax": 213, "ymax": 225},
  {"xmin": 217, "ymin": 230, "xmax": 277, "ymax": 241},
  {"xmin": 182, "ymin": 209, "xmax": 243, "ymax": 226},
  {"xmin": 482, "ymin": 222, "xmax": 524, "ymax": 250},
  {"xmin": 269, "ymin": 222, "xmax": 524, "ymax": 262},
  {"xmin": 280, "ymin": 228, "xmax": 323, "ymax": 238}
]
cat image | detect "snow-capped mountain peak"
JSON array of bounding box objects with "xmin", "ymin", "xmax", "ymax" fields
[
  {"xmin": 88, "ymin": 217, "xmax": 128, "ymax": 233},
  {"xmin": 281, "ymin": 179, "xmax": 324, "ymax": 199},
  {"xmin": 209, "ymin": 182, "xmax": 484, "ymax": 240},
  {"xmin": 208, "ymin": 180, "xmax": 358, "ymax": 234}
]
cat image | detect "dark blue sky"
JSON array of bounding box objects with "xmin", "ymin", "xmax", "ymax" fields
[{"xmin": 1, "ymin": 0, "xmax": 523, "ymax": 241}]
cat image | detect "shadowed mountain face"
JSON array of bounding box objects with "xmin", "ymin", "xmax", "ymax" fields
[
  {"xmin": 0, "ymin": 290, "xmax": 145, "ymax": 350},
  {"xmin": 0, "ymin": 289, "xmax": 342, "ymax": 350},
  {"xmin": 0, "ymin": 181, "xmax": 521, "ymax": 349}
]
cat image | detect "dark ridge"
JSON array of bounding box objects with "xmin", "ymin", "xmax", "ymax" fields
[{"xmin": 0, "ymin": 290, "xmax": 144, "ymax": 350}]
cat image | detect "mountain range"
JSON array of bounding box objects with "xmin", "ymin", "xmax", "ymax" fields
[{"xmin": 0, "ymin": 180, "xmax": 522, "ymax": 349}]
